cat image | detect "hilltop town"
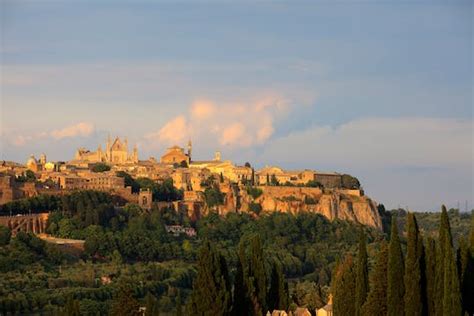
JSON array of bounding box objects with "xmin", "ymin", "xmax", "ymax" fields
[{"xmin": 0, "ymin": 136, "xmax": 381, "ymax": 228}]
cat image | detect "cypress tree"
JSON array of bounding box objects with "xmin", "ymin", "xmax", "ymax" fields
[
  {"xmin": 470, "ymin": 212, "xmax": 474, "ymax": 252},
  {"xmin": 435, "ymin": 205, "xmax": 452, "ymax": 315},
  {"xmin": 234, "ymin": 234, "xmax": 268, "ymax": 316},
  {"xmin": 361, "ymin": 241, "xmax": 388, "ymax": 316},
  {"xmin": 355, "ymin": 230, "xmax": 369, "ymax": 316},
  {"xmin": 247, "ymin": 234, "xmax": 267, "ymax": 315},
  {"xmin": 404, "ymin": 213, "xmax": 424, "ymax": 316},
  {"xmin": 267, "ymin": 260, "xmax": 289, "ymax": 312},
  {"xmin": 333, "ymin": 254, "xmax": 356, "ymax": 316},
  {"xmin": 457, "ymin": 237, "xmax": 474, "ymax": 315},
  {"xmin": 233, "ymin": 243, "xmax": 248, "ymax": 316},
  {"xmin": 387, "ymin": 216, "xmax": 405, "ymax": 316},
  {"xmin": 188, "ymin": 241, "xmax": 232, "ymax": 315},
  {"xmin": 424, "ymin": 237, "xmax": 437, "ymax": 316},
  {"xmin": 460, "ymin": 212, "xmax": 474, "ymax": 315},
  {"xmin": 442, "ymin": 236, "xmax": 462, "ymax": 316}
]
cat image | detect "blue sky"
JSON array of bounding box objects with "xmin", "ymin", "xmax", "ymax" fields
[{"xmin": 1, "ymin": 1, "xmax": 472, "ymax": 211}]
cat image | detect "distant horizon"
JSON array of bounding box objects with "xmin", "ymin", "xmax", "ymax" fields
[{"xmin": 1, "ymin": 1, "xmax": 472, "ymax": 212}]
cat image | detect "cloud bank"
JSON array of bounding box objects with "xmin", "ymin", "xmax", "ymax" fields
[{"xmin": 145, "ymin": 95, "xmax": 301, "ymax": 149}]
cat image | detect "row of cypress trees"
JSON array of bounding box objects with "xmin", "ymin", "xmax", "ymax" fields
[
  {"xmin": 333, "ymin": 206, "xmax": 474, "ymax": 316},
  {"xmin": 188, "ymin": 234, "xmax": 289, "ymax": 315}
]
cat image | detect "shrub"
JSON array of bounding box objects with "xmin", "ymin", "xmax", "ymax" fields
[
  {"xmin": 92, "ymin": 163, "xmax": 111, "ymax": 173},
  {"xmin": 246, "ymin": 187, "xmax": 263, "ymax": 200}
]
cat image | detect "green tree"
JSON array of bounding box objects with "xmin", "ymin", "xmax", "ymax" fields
[
  {"xmin": 92, "ymin": 163, "xmax": 111, "ymax": 172},
  {"xmin": 233, "ymin": 244, "xmax": 247, "ymax": 316},
  {"xmin": 110, "ymin": 285, "xmax": 140, "ymax": 316},
  {"xmin": 204, "ymin": 185, "xmax": 225, "ymax": 209},
  {"xmin": 244, "ymin": 234, "xmax": 268, "ymax": 315},
  {"xmin": 306, "ymin": 180, "xmax": 322, "ymax": 188},
  {"xmin": 435, "ymin": 205, "xmax": 453, "ymax": 315},
  {"xmin": 341, "ymin": 174, "xmax": 360, "ymax": 189},
  {"xmin": 424, "ymin": 237, "xmax": 437, "ymax": 316},
  {"xmin": 116, "ymin": 171, "xmax": 140, "ymax": 192},
  {"xmin": 404, "ymin": 213, "xmax": 424, "ymax": 316},
  {"xmin": 267, "ymin": 260, "xmax": 289, "ymax": 311},
  {"xmin": 387, "ymin": 216, "xmax": 405, "ymax": 316},
  {"xmin": 361, "ymin": 241, "xmax": 388, "ymax": 316},
  {"xmin": 188, "ymin": 241, "xmax": 232, "ymax": 315},
  {"xmin": 470, "ymin": 212, "xmax": 474, "ymax": 252},
  {"xmin": 332, "ymin": 254, "xmax": 356, "ymax": 316},
  {"xmin": 442, "ymin": 236, "xmax": 461, "ymax": 316},
  {"xmin": 270, "ymin": 174, "xmax": 279, "ymax": 186},
  {"xmin": 457, "ymin": 237, "xmax": 474, "ymax": 315},
  {"xmin": 355, "ymin": 231, "xmax": 369, "ymax": 316},
  {"xmin": 0, "ymin": 226, "xmax": 11, "ymax": 246}
]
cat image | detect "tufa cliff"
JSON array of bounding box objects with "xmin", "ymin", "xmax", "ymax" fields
[{"xmin": 212, "ymin": 185, "xmax": 382, "ymax": 229}]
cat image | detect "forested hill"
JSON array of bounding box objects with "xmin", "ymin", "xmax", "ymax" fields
[{"xmin": 389, "ymin": 208, "xmax": 472, "ymax": 244}]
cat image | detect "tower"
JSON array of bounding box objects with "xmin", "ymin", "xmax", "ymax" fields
[
  {"xmin": 106, "ymin": 134, "xmax": 111, "ymax": 162},
  {"xmin": 97, "ymin": 144, "xmax": 103, "ymax": 161},
  {"xmin": 39, "ymin": 153, "xmax": 47, "ymax": 165},
  {"xmin": 187, "ymin": 140, "xmax": 192, "ymax": 161},
  {"xmin": 214, "ymin": 151, "xmax": 221, "ymax": 161},
  {"xmin": 132, "ymin": 144, "xmax": 138, "ymax": 163}
]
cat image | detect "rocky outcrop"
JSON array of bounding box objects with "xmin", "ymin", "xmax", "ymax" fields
[{"xmin": 237, "ymin": 186, "xmax": 382, "ymax": 229}]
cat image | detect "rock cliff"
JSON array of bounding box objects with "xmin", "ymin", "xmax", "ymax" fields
[{"xmin": 235, "ymin": 186, "xmax": 382, "ymax": 229}]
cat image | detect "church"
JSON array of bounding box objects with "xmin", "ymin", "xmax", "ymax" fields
[{"xmin": 74, "ymin": 136, "xmax": 138, "ymax": 164}]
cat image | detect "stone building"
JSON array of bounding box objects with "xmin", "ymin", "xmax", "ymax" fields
[
  {"xmin": 74, "ymin": 136, "xmax": 138, "ymax": 164},
  {"xmin": 189, "ymin": 151, "xmax": 252, "ymax": 184},
  {"xmin": 160, "ymin": 145, "xmax": 190, "ymax": 165},
  {"xmin": 58, "ymin": 173, "xmax": 124, "ymax": 191},
  {"xmin": 256, "ymin": 166, "xmax": 343, "ymax": 188},
  {"xmin": 171, "ymin": 167, "xmax": 210, "ymax": 191}
]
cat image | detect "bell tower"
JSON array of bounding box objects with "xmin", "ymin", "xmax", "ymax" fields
[{"xmin": 187, "ymin": 140, "xmax": 192, "ymax": 161}]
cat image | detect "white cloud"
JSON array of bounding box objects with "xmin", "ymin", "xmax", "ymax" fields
[
  {"xmin": 9, "ymin": 122, "xmax": 95, "ymax": 146},
  {"xmin": 144, "ymin": 93, "xmax": 308, "ymax": 150},
  {"xmin": 50, "ymin": 122, "xmax": 94, "ymax": 140},
  {"xmin": 145, "ymin": 116, "xmax": 190, "ymax": 145}
]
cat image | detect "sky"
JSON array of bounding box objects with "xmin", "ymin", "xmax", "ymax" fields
[{"xmin": 0, "ymin": 0, "xmax": 472, "ymax": 211}]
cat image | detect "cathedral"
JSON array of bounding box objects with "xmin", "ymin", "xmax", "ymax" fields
[{"xmin": 74, "ymin": 136, "xmax": 138, "ymax": 164}]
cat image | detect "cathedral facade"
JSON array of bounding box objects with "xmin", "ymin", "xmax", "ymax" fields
[{"xmin": 74, "ymin": 136, "xmax": 138, "ymax": 164}]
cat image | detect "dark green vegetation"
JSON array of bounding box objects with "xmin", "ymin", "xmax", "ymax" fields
[
  {"xmin": 1, "ymin": 189, "xmax": 472, "ymax": 315},
  {"xmin": 332, "ymin": 206, "xmax": 474, "ymax": 316},
  {"xmin": 0, "ymin": 189, "xmax": 382, "ymax": 315},
  {"xmin": 91, "ymin": 163, "xmax": 111, "ymax": 173}
]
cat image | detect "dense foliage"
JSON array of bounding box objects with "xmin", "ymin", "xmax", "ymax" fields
[
  {"xmin": 332, "ymin": 207, "xmax": 474, "ymax": 316},
  {"xmin": 2, "ymin": 186, "xmax": 472, "ymax": 315},
  {"xmin": 0, "ymin": 187, "xmax": 383, "ymax": 314}
]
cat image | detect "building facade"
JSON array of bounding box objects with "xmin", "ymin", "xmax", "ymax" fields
[{"xmin": 74, "ymin": 136, "xmax": 138, "ymax": 164}]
